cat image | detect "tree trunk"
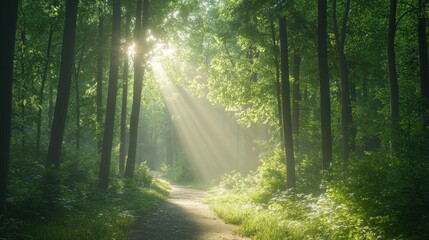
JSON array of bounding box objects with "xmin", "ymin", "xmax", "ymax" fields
[
  {"xmin": 270, "ymin": 19, "xmax": 283, "ymax": 145},
  {"xmin": 318, "ymin": 0, "xmax": 333, "ymax": 170},
  {"xmin": 292, "ymin": 52, "xmax": 300, "ymax": 152},
  {"xmin": 126, "ymin": 0, "xmax": 148, "ymax": 177},
  {"xmin": 119, "ymin": 0, "xmax": 132, "ymax": 173},
  {"xmin": 99, "ymin": 0, "xmax": 121, "ymax": 189},
  {"xmin": 279, "ymin": 16, "xmax": 296, "ymax": 188},
  {"xmin": 20, "ymin": 30, "xmax": 27, "ymax": 153},
  {"xmin": 36, "ymin": 23, "xmax": 54, "ymax": 160},
  {"xmin": 418, "ymin": 0, "xmax": 429, "ymax": 129},
  {"xmin": 332, "ymin": 0, "xmax": 352, "ymax": 164},
  {"xmin": 387, "ymin": 0, "xmax": 399, "ymax": 153},
  {"xmin": 0, "ymin": 0, "xmax": 18, "ymax": 223},
  {"xmin": 46, "ymin": 0, "xmax": 79, "ymax": 168},
  {"xmin": 73, "ymin": 44, "xmax": 86, "ymax": 152},
  {"xmin": 96, "ymin": 16, "xmax": 104, "ymax": 154}
]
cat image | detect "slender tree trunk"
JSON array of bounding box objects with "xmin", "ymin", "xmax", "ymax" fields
[
  {"xmin": 36, "ymin": 23, "xmax": 54, "ymax": 160},
  {"xmin": 0, "ymin": 0, "xmax": 18, "ymax": 223},
  {"xmin": 119, "ymin": 0, "xmax": 132, "ymax": 173},
  {"xmin": 387, "ymin": 0, "xmax": 399, "ymax": 153},
  {"xmin": 418, "ymin": 0, "xmax": 429, "ymax": 129},
  {"xmin": 73, "ymin": 62, "xmax": 82, "ymax": 152},
  {"xmin": 96, "ymin": 16, "xmax": 104, "ymax": 154},
  {"xmin": 99, "ymin": 0, "xmax": 121, "ymax": 189},
  {"xmin": 20, "ymin": 30, "xmax": 27, "ymax": 153},
  {"xmin": 73, "ymin": 36, "xmax": 86, "ymax": 153},
  {"xmin": 279, "ymin": 16, "xmax": 295, "ymax": 188},
  {"xmin": 126, "ymin": 0, "xmax": 148, "ymax": 177},
  {"xmin": 75, "ymin": 75, "xmax": 80, "ymax": 151},
  {"xmin": 270, "ymin": 19, "xmax": 283, "ymax": 145},
  {"xmin": 48, "ymin": 77, "xmax": 54, "ymax": 130},
  {"xmin": 318, "ymin": 0, "xmax": 333, "ymax": 170},
  {"xmin": 332, "ymin": 0, "xmax": 352, "ymax": 164},
  {"xmin": 166, "ymin": 124, "xmax": 173, "ymax": 166},
  {"xmin": 46, "ymin": 0, "xmax": 79, "ymax": 167},
  {"xmin": 292, "ymin": 52, "xmax": 300, "ymax": 153}
]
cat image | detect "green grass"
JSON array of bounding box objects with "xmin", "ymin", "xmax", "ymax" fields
[
  {"xmin": 206, "ymin": 187, "xmax": 382, "ymax": 240},
  {"xmin": 21, "ymin": 179, "xmax": 169, "ymax": 240}
]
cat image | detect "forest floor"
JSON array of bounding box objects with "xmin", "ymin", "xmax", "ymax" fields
[{"xmin": 126, "ymin": 178, "xmax": 249, "ymax": 240}]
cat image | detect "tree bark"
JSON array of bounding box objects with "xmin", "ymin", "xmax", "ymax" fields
[
  {"xmin": 99, "ymin": 0, "xmax": 121, "ymax": 189},
  {"xmin": 318, "ymin": 0, "xmax": 333, "ymax": 170},
  {"xmin": 418, "ymin": 0, "xmax": 429, "ymax": 129},
  {"xmin": 96, "ymin": 16, "xmax": 104, "ymax": 154},
  {"xmin": 332, "ymin": 0, "xmax": 352, "ymax": 164},
  {"xmin": 0, "ymin": 0, "xmax": 18, "ymax": 223},
  {"xmin": 292, "ymin": 52, "xmax": 300, "ymax": 152},
  {"xmin": 119, "ymin": 0, "xmax": 132, "ymax": 173},
  {"xmin": 126, "ymin": 0, "xmax": 148, "ymax": 177},
  {"xmin": 387, "ymin": 0, "xmax": 399, "ymax": 153},
  {"xmin": 73, "ymin": 39, "xmax": 86, "ymax": 152},
  {"xmin": 270, "ymin": 19, "xmax": 283, "ymax": 145},
  {"xmin": 279, "ymin": 16, "xmax": 296, "ymax": 188},
  {"xmin": 46, "ymin": 0, "xmax": 79, "ymax": 167},
  {"xmin": 36, "ymin": 23, "xmax": 54, "ymax": 160}
]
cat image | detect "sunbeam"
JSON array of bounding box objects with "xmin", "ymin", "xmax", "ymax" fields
[{"xmin": 151, "ymin": 61, "xmax": 259, "ymax": 182}]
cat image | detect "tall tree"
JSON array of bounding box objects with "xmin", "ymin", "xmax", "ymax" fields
[
  {"xmin": 99, "ymin": 0, "xmax": 121, "ymax": 189},
  {"xmin": 46, "ymin": 0, "xmax": 79, "ymax": 167},
  {"xmin": 332, "ymin": 0, "xmax": 352, "ymax": 163},
  {"xmin": 73, "ymin": 35, "xmax": 87, "ymax": 152},
  {"xmin": 387, "ymin": 0, "xmax": 399, "ymax": 153},
  {"xmin": 36, "ymin": 23, "xmax": 54, "ymax": 160},
  {"xmin": 318, "ymin": 0, "xmax": 333, "ymax": 170},
  {"xmin": 417, "ymin": 0, "xmax": 429, "ymax": 129},
  {"xmin": 96, "ymin": 15, "xmax": 104, "ymax": 154},
  {"xmin": 119, "ymin": 0, "xmax": 132, "ymax": 173},
  {"xmin": 279, "ymin": 15, "xmax": 296, "ymax": 188},
  {"xmin": 292, "ymin": 52, "xmax": 300, "ymax": 152},
  {"xmin": 126, "ymin": 0, "xmax": 148, "ymax": 177},
  {"xmin": 270, "ymin": 19, "xmax": 283, "ymax": 144},
  {"xmin": 0, "ymin": 0, "xmax": 18, "ymax": 223}
]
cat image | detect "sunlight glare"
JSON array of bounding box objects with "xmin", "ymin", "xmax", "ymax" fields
[
  {"xmin": 150, "ymin": 61, "xmax": 258, "ymax": 183},
  {"xmin": 127, "ymin": 42, "xmax": 135, "ymax": 58}
]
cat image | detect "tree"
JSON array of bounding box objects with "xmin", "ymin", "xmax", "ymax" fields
[
  {"xmin": 0, "ymin": 0, "xmax": 18, "ymax": 223},
  {"xmin": 36, "ymin": 22, "xmax": 54, "ymax": 160},
  {"xmin": 292, "ymin": 51, "xmax": 300, "ymax": 152},
  {"xmin": 279, "ymin": 15, "xmax": 296, "ymax": 188},
  {"xmin": 119, "ymin": 0, "xmax": 132, "ymax": 173},
  {"xmin": 99, "ymin": 0, "xmax": 121, "ymax": 189},
  {"xmin": 126, "ymin": 0, "xmax": 149, "ymax": 177},
  {"xmin": 318, "ymin": 0, "xmax": 332, "ymax": 170},
  {"xmin": 46, "ymin": 0, "xmax": 79, "ymax": 167},
  {"xmin": 387, "ymin": 0, "xmax": 399, "ymax": 153},
  {"xmin": 332, "ymin": 0, "xmax": 352, "ymax": 163},
  {"xmin": 96, "ymin": 15, "xmax": 104, "ymax": 154},
  {"xmin": 417, "ymin": 0, "xmax": 429, "ymax": 129}
]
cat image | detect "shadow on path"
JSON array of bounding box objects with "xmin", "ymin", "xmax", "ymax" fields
[{"xmin": 127, "ymin": 180, "xmax": 248, "ymax": 240}]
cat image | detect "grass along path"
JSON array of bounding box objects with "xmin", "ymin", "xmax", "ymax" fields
[
  {"xmin": 21, "ymin": 179, "xmax": 169, "ymax": 240},
  {"xmin": 127, "ymin": 179, "xmax": 248, "ymax": 240}
]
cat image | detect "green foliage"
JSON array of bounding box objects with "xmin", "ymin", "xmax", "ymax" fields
[
  {"xmin": 161, "ymin": 152, "xmax": 194, "ymax": 183},
  {"xmin": 330, "ymin": 152, "xmax": 429, "ymax": 239},
  {"xmin": 208, "ymin": 169, "xmax": 383, "ymax": 240},
  {"xmin": 21, "ymin": 179, "xmax": 168, "ymax": 240}
]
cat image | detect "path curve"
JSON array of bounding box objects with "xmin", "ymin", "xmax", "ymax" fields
[{"xmin": 127, "ymin": 180, "xmax": 248, "ymax": 240}]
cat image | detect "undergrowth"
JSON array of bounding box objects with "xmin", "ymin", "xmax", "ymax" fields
[
  {"xmin": 2, "ymin": 149, "xmax": 169, "ymax": 240},
  {"xmin": 206, "ymin": 149, "xmax": 429, "ymax": 240}
]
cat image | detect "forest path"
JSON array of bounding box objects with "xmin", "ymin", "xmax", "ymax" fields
[{"xmin": 127, "ymin": 178, "xmax": 249, "ymax": 240}]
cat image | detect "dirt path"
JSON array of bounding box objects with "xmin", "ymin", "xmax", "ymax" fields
[{"xmin": 127, "ymin": 180, "xmax": 249, "ymax": 240}]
